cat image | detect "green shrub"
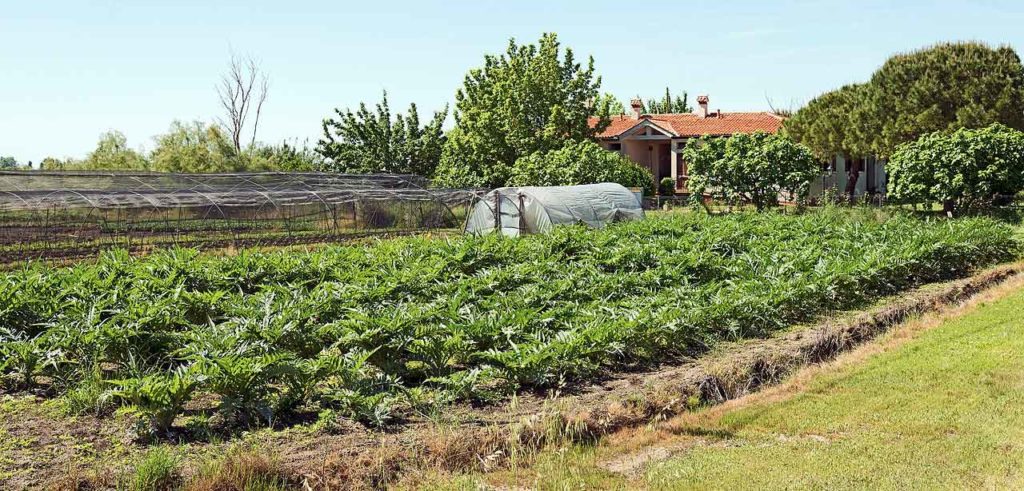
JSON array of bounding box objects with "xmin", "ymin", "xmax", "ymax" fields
[
  {"xmin": 887, "ymin": 123, "xmax": 1024, "ymax": 214},
  {"xmin": 194, "ymin": 353, "xmax": 300, "ymax": 427},
  {"xmin": 508, "ymin": 139, "xmax": 655, "ymax": 195},
  {"xmin": 322, "ymin": 390, "xmax": 399, "ymax": 428},
  {"xmin": 659, "ymin": 177, "xmax": 676, "ymax": 196},
  {"xmin": 0, "ymin": 339, "xmax": 42, "ymax": 389},
  {"xmin": 684, "ymin": 132, "xmax": 819, "ymax": 210}
]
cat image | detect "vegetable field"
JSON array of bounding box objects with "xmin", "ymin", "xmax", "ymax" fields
[{"xmin": 0, "ymin": 209, "xmax": 1017, "ymax": 436}]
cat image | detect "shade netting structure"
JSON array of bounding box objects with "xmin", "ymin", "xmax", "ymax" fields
[
  {"xmin": 0, "ymin": 171, "xmax": 481, "ymax": 261},
  {"xmin": 464, "ymin": 183, "xmax": 644, "ymax": 236}
]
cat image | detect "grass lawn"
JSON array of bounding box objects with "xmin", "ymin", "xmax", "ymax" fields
[{"xmin": 441, "ymin": 275, "xmax": 1024, "ymax": 490}]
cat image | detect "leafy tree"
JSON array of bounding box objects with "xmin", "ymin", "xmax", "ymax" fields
[
  {"xmin": 685, "ymin": 132, "xmax": 819, "ymax": 211},
  {"xmin": 36, "ymin": 125, "xmax": 314, "ymax": 174},
  {"xmin": 39, "ymin": 157, "xmax": 75, "ymax": 170},
  {"xmin": 887, "ymin": 123, "xmax": 1024, "ymax": 214},
  {"xmin": 32, "ymin": 132, "xmax": 148, "ymax": 171},
  {"xmin": 644, "ymin": 87, "xmax": 691, "ymax": 114},
  {"xmin": 596, "ymin": 93, "xmax": 626, "ymax": 115},
  {"xmin": 150, "ymin": 121, "xmax": 239, "ymax": 173},
  {"xmin": 785, "ymin": 84, "xmax": 872, "ymax": 159},
  {"xmin": 0, "ymin": 156, "xmax": 17, "ymax": 169},
  {"xmin": 434, "ymin": 33, "xmax": 611, "ymax": 188},
  {"xmin": 317, "ymin": 91, "xmax": 447, "ymax": 176},
  {"xmin": 82, "ymin": 131, "xmax": 150, "ymax": 170},
  {"xmin": 248, "ymin": 141, "xmax": 321, "ymax": 172},
  {"xmin": 508, "ymin": 139, "xmax": 654, "ymax": 195}
]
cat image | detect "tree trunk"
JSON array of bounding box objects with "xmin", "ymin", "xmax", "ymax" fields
[
  {"xmin": 844, "ymin": 158, "xmax": 862, "ymax": 204},
  {"xmin": 942, "ymin": 199, "xmax": 956, "ymax": 217}
]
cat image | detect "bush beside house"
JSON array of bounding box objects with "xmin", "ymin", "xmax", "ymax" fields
[
  {"xmin": 684, "ymin": 132, "xmax": 819, "ymax": 211},
  {"xmin": 887, "ymin": 123, "xmax": 1024, "ymax": 214},
  {"xmin": 508, "ymin": 140, "xmax": 654, "ymax": 195},
  {"xmin": 658, "ymin": 177, "xmax": 675, "ymax": 196}
]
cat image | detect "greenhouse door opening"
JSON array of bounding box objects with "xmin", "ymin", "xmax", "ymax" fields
[{"xmin": 464, "ymin": 183, "xmax": 645, "ymax": 237}]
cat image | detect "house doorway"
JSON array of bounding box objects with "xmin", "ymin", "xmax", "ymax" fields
[{"xmin": 657, "ymin": 143, "xmax": 671, "ymax": 184}]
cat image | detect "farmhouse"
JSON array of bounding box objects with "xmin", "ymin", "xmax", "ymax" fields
[
  {"xmin": 589, "ymin": 95, "xmax": 783, "ymax": 193},
  {"xmin": 590, "ymin": 95, "xmax": 888, "ymax": 198}
]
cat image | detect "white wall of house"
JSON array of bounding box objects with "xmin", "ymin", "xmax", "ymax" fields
[{"xmin": 811, "ymin": 154, "xmax": 887, "ymax": 198}]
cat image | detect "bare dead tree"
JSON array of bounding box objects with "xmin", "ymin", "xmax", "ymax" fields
[
  {"xmin": 764, "ymin": 92, "xmax": 795, "ymax": 118},
  {"xmin": 217, "ymin": 53, "xmax": 269, "ymax": 152}
]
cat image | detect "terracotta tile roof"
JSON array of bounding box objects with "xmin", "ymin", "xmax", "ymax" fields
[{"xmin": 589, "ymin": 112, "xmax": 784, "ymax": 139}]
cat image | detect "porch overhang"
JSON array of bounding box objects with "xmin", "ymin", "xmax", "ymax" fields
[{"xmin": 613, "ymin": 118, "xmax": 677, "ymax": 140}]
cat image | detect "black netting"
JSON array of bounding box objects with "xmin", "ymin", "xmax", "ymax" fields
[{"xmin": 0, "ymin": 171, "xmax": 482, "ymax": 261}]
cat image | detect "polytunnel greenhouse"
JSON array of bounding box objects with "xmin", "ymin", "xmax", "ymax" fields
[
  {"xmin": 465, "ymin": 183, "xmax": 645, "ymax": 236},
  {"xmin": 0, "ymin": 171, "xmax": 481, "ymax": 261}
]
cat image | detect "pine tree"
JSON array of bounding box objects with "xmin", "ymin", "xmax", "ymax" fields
[{"xmin": 787, "ymin": 42, "xmax": 1024, "ymax": 157}]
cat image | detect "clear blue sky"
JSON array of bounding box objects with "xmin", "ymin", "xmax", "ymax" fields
[{"xmin": 3, "ymin": 0, "xmax": 1024, "ymax": 164}]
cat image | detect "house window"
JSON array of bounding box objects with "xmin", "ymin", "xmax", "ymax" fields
[{"xmin": 608, "ymin": 143, "xmax": 622, "ymax": 151}]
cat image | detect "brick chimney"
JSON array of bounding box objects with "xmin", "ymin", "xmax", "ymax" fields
[
  {"xmin": 629, "ymin": 97, "xmax": 644, "ymax": 119},
  {"xmin": 696, "ymin": 95, "xmax": 710, "ymax": 118}
]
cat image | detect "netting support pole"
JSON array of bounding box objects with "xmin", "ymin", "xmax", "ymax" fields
[
  {"xmin": 518, "ymin": 193, "xmax": 526, "ymax": 234},
  {"xmin": 331, "ymin": 205, "xmax": 339, "ymax": 237},
  {"xmin": 493, "ymin": 192, "xmax": 501, "ymax": 233}
]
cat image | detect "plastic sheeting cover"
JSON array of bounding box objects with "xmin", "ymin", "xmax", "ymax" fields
[{"xmin": 465, "ymin": 183, "xmax": 644, "ymax": 236}]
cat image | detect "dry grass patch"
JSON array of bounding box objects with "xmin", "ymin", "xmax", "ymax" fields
[{"xmin": 185, "ymin": 447, "xmax": 293, "ymax": 491}]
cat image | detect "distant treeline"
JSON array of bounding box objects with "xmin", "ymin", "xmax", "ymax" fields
[{"xmin": 37, "ymin": 122, "xmax": 320, "ymax": 173}]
